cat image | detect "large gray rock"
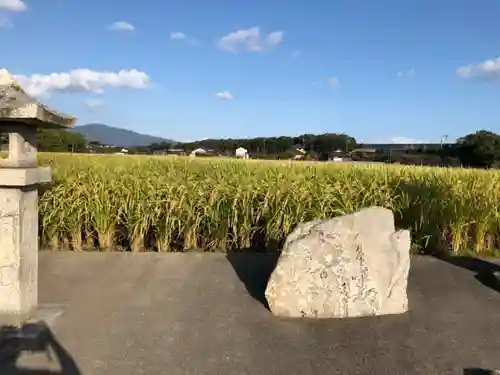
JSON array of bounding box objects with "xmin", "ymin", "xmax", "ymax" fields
[{"xmin": 265, "ymin": 207, "xmax": 411, "ymax": 319}]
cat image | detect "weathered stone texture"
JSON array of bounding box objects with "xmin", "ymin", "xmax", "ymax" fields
[
  {"xmin": 0, "ymin": 187, "xmax": 38, "ymax": 322},
  {"xmin": 265, "ymin": 207, "xmax": 411, "ymax": 319},
  {"xmin": 0, "ymin": 69, "xmax": 75, "ymax": 325}
]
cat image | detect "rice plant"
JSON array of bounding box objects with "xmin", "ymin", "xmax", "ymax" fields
[{"xmin": 37, "ymin": 154, "xmax": 500, "ymax": 255}]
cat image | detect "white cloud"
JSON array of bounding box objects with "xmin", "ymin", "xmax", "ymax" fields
[
  {"xmin": 390, "ymin": 136, "xmax": 429, "ymax": 144},
  {"xmin": 265, "ymin": 31, "xmax": 283, "ymax": 46},
  {"xmin": 108, "ymin": 21, "xmax": 135, "ymax": 31},
  {"xmin": 456, "ymin": 57, "xmax": 500, "ymax": 81},
  {"xmin": 327, "ymin": 77, "xmax": 339, "ymax": 86},
  {"xmin": 397, "ymin": 68, "xmax": 415, "ymax": 79},
  {"xmin": 180, "ymin": 137, "xmax": 208, "ymax": 143},
  {"xmin": 217, "ymin": 27, "xmax": 284, "ymax": 53},
  {"xmin": 215, "ymin": 91, "xmax": 233, "ymax": 100},
  {"xmin": 169, "ymin": 31, "xmax": 198, "ymax": 45},
  {"xmin": 0, "ymin": 0, "xmax": 26, "ymax": 27},
  {"xmin": 14, "ymin": 69, "xmax": 151, "ymax": 97},
  {"xmin": 86, "ymin": 99, "xmax": 104, "ymax": 110},
  {"xmin": 170, "ymin": 31, "xmax": 186, "ymax": 40},
  {"xmin": 0, "ymin": 16, "xmax": 13, "ymax": 28},
  {"xmin": 0, "ymin": 0, "xmax": 27, "ymax": 12}
]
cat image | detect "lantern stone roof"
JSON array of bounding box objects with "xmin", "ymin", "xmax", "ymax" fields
[{"xmin": 0, "ymin": 69, "xmax": 76, "ymax": 128}]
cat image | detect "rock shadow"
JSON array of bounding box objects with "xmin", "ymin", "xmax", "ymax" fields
[
  {"xmin": 437, "ymin": 255, "xmax": 500, "ymax": 294},
  {"xmin": 0, "ymin": 321, "xmax": 82, "ymax": 375},
  {"xmin": 226, "ymin": 252, "xmax": 280, "ymax": 310}
]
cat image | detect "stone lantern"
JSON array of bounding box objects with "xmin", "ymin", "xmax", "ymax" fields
[{"xmin": 0, "ymin": 69, "xmax": 76, "ymax": 326}]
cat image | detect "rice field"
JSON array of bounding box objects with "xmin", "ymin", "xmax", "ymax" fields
[{"xmin": 37, "ymin": 153, "xmax": 500, "ymax": 255}]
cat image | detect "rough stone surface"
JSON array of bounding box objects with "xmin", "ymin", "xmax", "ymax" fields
[
  {"xmin": 0, "ymin": 68, "xmax": 76, "ymax": 325},
  {"xmin": 0, "ymin": 68, "xmax": 76, "ymax": 128},
  {"xmin": 265, "ymin": 206, "xmax": 411, "ymax": 318},
  {"xmin": 0, "ymin": 187, "xmax": 39, "ymax": 324}
]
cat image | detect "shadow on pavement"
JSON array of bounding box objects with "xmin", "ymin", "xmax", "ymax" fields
[
  {"xmin": 0, "ymin": 322, "xmax": 81, "ymax": 375},
  {"xmin": 437, "ymin": 255, "xmax": 500, "ymax": 294},
  {"xmin": 226, "ymin": 252, "xmax": 280, "ymax": 310},
  {"xmin": 464, "ymin": 368, "xmax": 500, "ymax": 374}
]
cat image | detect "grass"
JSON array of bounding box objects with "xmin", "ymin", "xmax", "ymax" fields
[{"xmin": 36, "ymin": 153, "xmax": 500, "ymax": 255}]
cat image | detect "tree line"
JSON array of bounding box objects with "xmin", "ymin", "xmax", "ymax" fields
[
  {"xmin": 0, "ymin": 129, "xmax": 87, "ymax": 152},
  {"xmin": 149, "ymin": 130, "xmax": 500, "ymax": 168},
  {"xmin": 1, "ymin": 128, "xmax": 500, "ymax": 169},
  {"xmin": 147, "ymin": 133, "xmax": 357, "ymax": 160}
]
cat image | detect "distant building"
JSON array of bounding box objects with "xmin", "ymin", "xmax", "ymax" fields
[
  {"xmin": 292, "ymin": 147, "xmax": 307, "ymax": 160},
  {"xmin": 328, "ymin": 149, "xmax": 351, "ymax": 161},
  {"xmin": 360, "ymin": 143, "xmax": 451, "ymax": 152},
  {"xmin": 352, "ymin": 148, "xmax": 376, "ymax": 154},
  {"xmin": 235, "ymin": 147, "xmax": 249, "ymax": 159},
  {"xmin": 190, "ymin": 148, "xmax": 216, "ymax": 157},
  {"xmin": 166, "ymin": 148, "xmax": 186, "ymax": 156},
  {"xmin": 190, "ymin": 148, "xmax": 205, "ymax": 157}
]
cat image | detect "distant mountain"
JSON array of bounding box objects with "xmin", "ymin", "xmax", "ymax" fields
[{"xmin": 73, "ymin": 124, "xmax": 173, "ymax": 147}]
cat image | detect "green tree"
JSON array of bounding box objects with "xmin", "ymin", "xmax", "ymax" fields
[
  {"xmin": 455, "ymin": 130, "xmax": 500, "ymax": 168},
  {"xmin": 37, "ymin": 129, "xmax": 86, "ymax": 152},
  {"xmin": 172, "ymin": 133, "xmax": 358, "ymax": 158}
]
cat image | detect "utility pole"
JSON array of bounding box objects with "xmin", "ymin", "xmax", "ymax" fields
[{"xmin": 440, "ymin": 135, "xmax": 448, "ymax": 148}]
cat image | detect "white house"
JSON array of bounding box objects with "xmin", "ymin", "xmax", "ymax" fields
[
  {"xmin": 292, "ymin": 148, "xmax": 307, "ymax": 160},
  {"xmin": 190, "ymin": 148, "xmax": 207, "ymax": 157},
  {"xmin": 235, "ymin": 147, "xmax": 249, "ymax": 159}
]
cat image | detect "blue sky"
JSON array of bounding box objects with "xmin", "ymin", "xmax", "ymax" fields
[{"xmin": 1, "ymin": 0, "xmax": 499, "ymax": 143}]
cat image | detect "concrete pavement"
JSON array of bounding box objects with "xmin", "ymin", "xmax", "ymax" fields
[{"xmin": 2, "ymin": 252, "xmax": 500, "ymax": 375}]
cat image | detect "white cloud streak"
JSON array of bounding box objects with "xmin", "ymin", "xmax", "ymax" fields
[
  {"xmin": 397, "ymin": 68, "xmax": 415, "ymax": 79},
  {"xmin": 327, "ymin": 77, "xmax": 339, "ymax": 86},
  {"xmin": 169, "ymin": 31, "xmax": 198, "ymax": 45},
  {"xmin": 108, "ymin": 21, "xmax": 135, "ymax": 31},
  {"xmin": 86, "ymin": 99, "xmax": 105, "ymax": 110},
  {"xmin": 0, "ymin": 0, "xmax": 26, "ymax": 12},
  {"xmin": 0, "ymin": 0, "xmax": 26, "ymax": 28},
  {"xmin": 217, "ymin": 27, "xmax": 284, "ymax": 53},
  {"xmin": 0, "ymin": 16, "xmax": 13, "ymax": 28},
  {"xmin": 170, "ymin": 31, "xmax": 186, "ymax": 40},
  {"xmin": 215, "ymin": 91, "xmax": 233, "ymax": 100},
  {"xmin": 14, "ymin": 69, "xmax": 151, "ymax": 97},
  {"xmin": 457, "ymin": 57, "xmax": 500, "ymax": 81}
]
